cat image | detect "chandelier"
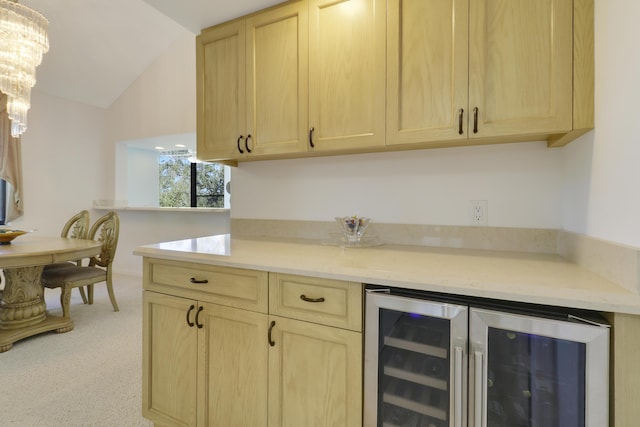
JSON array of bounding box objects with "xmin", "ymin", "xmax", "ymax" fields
[{"xmin": 0, "ymin": 0, "xmax": 48, "ymax": 137}]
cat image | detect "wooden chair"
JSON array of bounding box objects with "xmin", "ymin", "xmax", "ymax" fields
[
  {"xmin": 43, "ymin": 210, "xmax": 91, "ymax": 302},
  {"xmin": 41, "ymin": 211, "xmax": 120, "ymax": 318},
  {"xmin": 61, "ymin": 210, "xmax": 91, "ymax": 241}
]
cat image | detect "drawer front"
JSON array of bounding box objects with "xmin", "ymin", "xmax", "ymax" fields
[
  {"xmin": 269, "ymin": 273, "xmax": 362, "ymax": 331},
  {"xmin": 144, "ymin": 258, "xmax": 268, "ymax": 313}
]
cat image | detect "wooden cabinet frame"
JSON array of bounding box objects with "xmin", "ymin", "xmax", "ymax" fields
[
  {"xmin": 197, "ymin": 0, "xmax": 593, "ymax": 164},
  {"xmin": 142, "ymin": 259, "xmax": 363, "ymax": 427}
]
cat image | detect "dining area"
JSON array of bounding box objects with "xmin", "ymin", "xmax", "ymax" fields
[{"xmin": 0, "ymin": 210, "xmax": 120, "ymax": 352}]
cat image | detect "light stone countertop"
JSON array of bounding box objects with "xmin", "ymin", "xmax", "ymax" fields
[{"xmin": 134, "ymin": 234, "xmax": 640, "ymax": 315}]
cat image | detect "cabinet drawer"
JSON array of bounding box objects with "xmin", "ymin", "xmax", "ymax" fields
[
  {"xmin": 143, "ymin": 258, "xmax": 268, "ymax": 313},
  {"xmin": 269, "ymin": 273, "xmax": 362, "ymax": 331}
]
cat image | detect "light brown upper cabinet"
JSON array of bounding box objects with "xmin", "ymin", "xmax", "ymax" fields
[
  {"xmin": 198, "ymin": 0, "xmax": 593, "ymax": 164},
  {"xmin": 387, "ymin": 0, "xmax": 593, "ymax": 149},
  {"xmin": 308, "ymin": 0, "xmax": 386, "ymax": 153},
  {"xmin": 386, "ymin": 0, "xmax": 469, "ymax": 146},
  {"xmin": 197, "ymin": 0, "xmax": 385, "ymax": 164},
  {"xmin": 469, "ymin": 0, "xmax": 573, "ymax": 139},
  {"xmin": 197, "ymin": 20, "xmax": 246, "ymax": 164},
  {"xmin": 197, "ymin": 2, "xmax": 308, "ymax": 165},
  {"xmin": 245, "ymin": 2, "xmax": 309, "ymax": 159}
]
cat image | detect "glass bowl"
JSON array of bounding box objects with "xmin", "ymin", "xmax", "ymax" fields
[{"xmin": 335, "ymin": 216, "xmax": 370, "ymax": 243}]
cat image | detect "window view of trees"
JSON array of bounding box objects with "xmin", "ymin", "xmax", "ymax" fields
[{"xmin": 159, "ymin": 154, "xmax": 225, "ymax": 208}]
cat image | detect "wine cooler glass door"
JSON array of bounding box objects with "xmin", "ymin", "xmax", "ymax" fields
[
  {"xmin": 469, "ymin": 308, "xmax": 609, "ymax": 427},
  {"xmin": 364, "ymin": 291, "xmax": 468, "ymax": 427}
]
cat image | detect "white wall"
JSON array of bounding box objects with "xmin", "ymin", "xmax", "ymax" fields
[
  {"xmin": 107, "ymin": 33, "xmax": 197, "ymax": 143},
  {"xmin": 126, "ymin": 147, "xmax": 159, "ymax": 207},
  {"xmin": 230, "ymin": 0, "xmax": 640, "ymax": 250},
  {"xmin": 104, "ymin": 32, "xmax": 229, "ymax": 276},
  {"xmin": 231, "ymin": 142, "xmax": 563, "ymax": 229},
  {"xmin": 110, "ymin": 1, "xmax": 640, "ymax": 249},
  {"xmin": 561, "ymin": 0, "xmax": 640, "ymax": 248},
  {"xmin": 12, "ymin": 0, "xmax": 638, "ymax": 283},
  {"xmin": 10, "ymin": 32, "xmax": 228, "ymax": 278},
  {"xmin": 99, "ymin": 209, "xmax": 229, "ymax": 276},
  {"xmin": 11, "ymin": 91, "xmax": 108, "ymax": 235}
]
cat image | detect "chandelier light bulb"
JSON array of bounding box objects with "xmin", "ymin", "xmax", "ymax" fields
[{"xmin": 0, "ymin": 0, "xmax": 49, "ymax": 137}]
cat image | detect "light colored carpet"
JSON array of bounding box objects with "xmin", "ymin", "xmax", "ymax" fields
[{"xmin": 0, "ymin": 274, "xmax": 152, "ymax": 427}]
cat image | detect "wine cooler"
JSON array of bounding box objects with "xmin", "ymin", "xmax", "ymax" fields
[{"xmin": 364, "ymin": 288, "xmax": 610, "ymax": 427}]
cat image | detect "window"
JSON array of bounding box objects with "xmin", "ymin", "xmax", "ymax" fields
[
  {"xmin": 159, "ymin": 151, "xmax": 225, "ymax": 208},
  {"xmin": 115, "ymin": 133, "xmax": 230, "ymax": 209}
]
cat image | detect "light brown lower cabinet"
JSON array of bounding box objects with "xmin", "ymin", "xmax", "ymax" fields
[
  {"xmin": 142, "ymin": 258, "xmax": 363, "ymax": 427},
  {"xmin": 603, "ymin": 312, "xmax": 640, "ymax": 426},
  {"xmin": 143, "ymin": 292, "xmax": 269, "ymax": 427},
  {"xmin": 268, "ymin": 315, "xmax": 362, "ymax": 426},
  {"xmin": 143, "ymin": 291, "xmax": 199, "ymax": 427}
]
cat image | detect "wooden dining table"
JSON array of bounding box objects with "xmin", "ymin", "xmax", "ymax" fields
[{"xmin": 0, "ymin": 235, "xmax": 102, "ymax": 352}]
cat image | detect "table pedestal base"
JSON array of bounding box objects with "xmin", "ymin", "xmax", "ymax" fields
[
  {"xmin": 0, "ymin": 265, "xmax": 74, "ymax": 352},
  {"xmin": 0, "ymin": 315, "xmax": 74, "ymax": 352},
  {"xmin": 0, "ymin": 236, "xmax": 101, "ymax": 351}
]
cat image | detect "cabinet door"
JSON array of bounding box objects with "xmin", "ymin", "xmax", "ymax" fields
[
  {"xmin": 198, "ymin": 302, "xmax": 269, "ymax": 427},
  {"xmin": 308, "ymin": 0, "xmax": 386, "ymax": 152},
  {"xmin": 245, "ymin": 2, "xmax": 309, "ymax": 157},
  {"xmin": 364, "ymin": 290, "xmax": 469, "ymax": 427},
  {"xmin": 268, "ymin": 316, "xmax": 362, "ymax": 427},
  {"xmin": 386, "ymin": 0, "xmax": 469, "ymax": 146},
  {"xmin": 468, "ymin": 0, "xmax": 573, "ymax": 138},
  {"xmin": 197, "ymin": 20, "xmax": 246, "ymax": 162},
  {"xmin": 469, "ymin": 308, "xmax": 609, "ymax": 427},
  {"xmin": 143, "ymin": 292, "xmax": 198, "ymax": 427}
]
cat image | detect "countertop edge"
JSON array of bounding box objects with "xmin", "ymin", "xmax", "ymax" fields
[{"xmin": 133, "ymin": 235, "xmax": 640, "ymax": 316}]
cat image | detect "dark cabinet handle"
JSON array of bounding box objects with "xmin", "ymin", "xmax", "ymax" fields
[
  {"xmin": 300, "ymin": 294, "xmax": 325, "ymax": 303},
  {"xmin": 245, "ymin": 134, "xmax": 252, "ymax": 153},
  {"xmin": 186, "ymin": 304, "xmax": 195, "ymax": 327},
  {"xmin": 190, "ymin": 277, "xmax": 208, "ymax": 284},
  {"xmin": 309, "ymin": 127, "xmax": 315, "ymax": 148},
  {"xmin": 237, "ymin": 135, "xmax": 245, "ymax": 154},
  {"xmin": 195, "ymin": 306, "xmax": 204, "ymax": 329},
  {"xmin": 458, "ymin": 108, "xmax": 464, "ymax": 135},
  {"xmin": 473, "ymin": 107, "xmax": 479, "ymax": 134},
  {"xmin": 268, "ymin": 320, "xmax": 276, "ymax": 346}
]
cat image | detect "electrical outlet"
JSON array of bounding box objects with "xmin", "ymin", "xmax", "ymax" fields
[{"xmin": 470, "ymin": 200, "xmax": 488, "ymax": 226}]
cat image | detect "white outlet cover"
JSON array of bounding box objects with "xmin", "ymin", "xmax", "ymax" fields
[{"xmin": 470, "ymin": 200, "xmax": 488, "ymax": 226}]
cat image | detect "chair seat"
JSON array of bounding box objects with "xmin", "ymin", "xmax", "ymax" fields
[
  {"xmin": 41, "ymin": 266, "xmax": 106, "ymax": 288},
  {"xmin": 43, "ymin": 261, "xmax": 76, "ymax": 270},
  {"xmin": 40, "ymin": 211, "xmax": 120, "ymax": 318}
]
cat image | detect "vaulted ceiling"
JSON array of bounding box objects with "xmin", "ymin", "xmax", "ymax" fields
[{"xmin": 21, "ymin": 0, "xmax": 284, "ymax": 108}]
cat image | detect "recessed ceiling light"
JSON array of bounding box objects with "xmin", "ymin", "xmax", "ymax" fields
[
  {"xmin": 154, "ymin": 146, "xmax": 165, "ymax": 150},
  {"xmin": 175, "ymin": 144, "xmax": 186, "ymax": 148}
]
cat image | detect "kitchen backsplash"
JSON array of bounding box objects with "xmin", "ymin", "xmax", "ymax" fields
[
  {"xmin": 231, "ymin": 218, "xmax": 640, "ymax": 294},
  {"xmin": 558, "ymin": 230, "xmax": 640, "ymax": 294}
]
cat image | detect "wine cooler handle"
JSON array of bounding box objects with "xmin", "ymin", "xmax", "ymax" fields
[
  {"xmin": 454, "ymin": 347, "xmax": 464, "ymax": 427},
  {"xmin": 474, "ymin": 351, "xmax": 485, "ymax": 427}
]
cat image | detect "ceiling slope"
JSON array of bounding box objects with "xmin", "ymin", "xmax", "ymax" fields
[
  {"xmin": 21, "ymin": 0, "xmax": 191, "ymax": 108},
  {"xmin": 17, "ymin": 0, "xmax": 284, "ymax": 109}
]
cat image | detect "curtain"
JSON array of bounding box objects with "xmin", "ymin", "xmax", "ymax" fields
[{"xmin": 0, "ymin": 94, "xmax": 24, "ymax": 223}]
